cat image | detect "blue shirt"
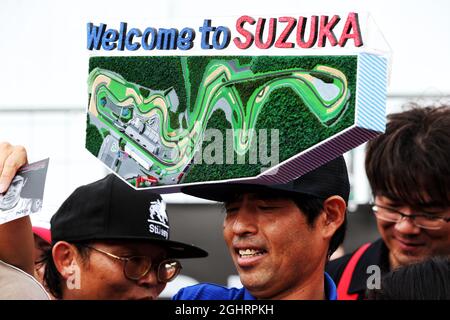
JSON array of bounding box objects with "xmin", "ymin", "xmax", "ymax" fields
[{"xmin": 173, "ymin": 272, "xmax": 337, "ymax": 300}]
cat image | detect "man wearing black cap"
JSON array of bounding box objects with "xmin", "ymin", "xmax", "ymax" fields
[
  {"xmin": 173, "ymin": 156, "xmax": 349, "ymax": 300},
  {"xmin": 43, "ymin": 174, "xmax": 207, "ymax": 300}
]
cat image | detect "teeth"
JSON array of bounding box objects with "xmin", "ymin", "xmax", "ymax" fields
[{"xmin": 239, "ymin": 249, "xmax": 264, "ymax": 257}]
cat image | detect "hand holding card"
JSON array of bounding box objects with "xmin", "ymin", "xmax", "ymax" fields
[
  {"xmin": 0, "ymin": 142, "xmax": 28, "ymax": 194},
  {"xmin": 0, "ymin": 142, "xmax": 49, "ymax": 225}
]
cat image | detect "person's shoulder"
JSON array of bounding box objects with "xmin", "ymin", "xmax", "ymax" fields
[
  {"xmin": 326, "ymin": 253, "xmax": 354, "ymax": 281},
  {"xmin": 0, "ymin": 260, "xmax": 50, "ymax": 300},
  {"xmin": 173, "ymin": 283, "xmax": 248, "ymax": 300},
  {"xmin": 326, "ymin": 240, "xmax": 384, "ymax": 285}
]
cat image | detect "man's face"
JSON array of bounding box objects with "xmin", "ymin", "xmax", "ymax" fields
[
  {"xmin": 68, "ymin": 240, "xmax": 168, "ymax": 300},
  {"xmin": 375, "ymin": 195, "xmax": 450, "ymax": 269},
  {"xmin": 0, "ymin": 176, "xmax": 24, "ymax": 210},
  {"xmin": 223, "ymin": 193, "xmax": 327, "ymax": 299}
]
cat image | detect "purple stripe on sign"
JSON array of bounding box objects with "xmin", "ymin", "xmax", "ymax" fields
[
  {"xmin": 256, "ymin": 127, "xmax": 380, "ymax": 185},
  {"xmin": 136, "ymin": 127, "xmax": 381, "ymax": 193}
]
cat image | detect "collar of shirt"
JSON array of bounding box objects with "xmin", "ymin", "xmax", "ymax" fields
[
  {"xmin": 348, "ymin": 238, "xmax": 390, "ymax": 294},
  {"xmin": 243, "ymin": 272, "xmax": 337, "ymax": 300}
]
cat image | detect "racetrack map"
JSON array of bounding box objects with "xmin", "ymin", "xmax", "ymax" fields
[{"xmin": 86, "ymin": 56, "xmax": 355, "ymax": 188}]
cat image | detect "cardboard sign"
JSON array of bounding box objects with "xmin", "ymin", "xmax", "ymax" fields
[{"xmin": 86, "ymin": 54, "xmax": 386, "ymax": 192}]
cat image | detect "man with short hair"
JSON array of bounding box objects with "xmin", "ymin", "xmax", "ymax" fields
[
  {"xmin": 44, "ymin": 174, "xmax": 208, "ymax": 300},
  {"xmin": 174, "ymin": 156, "xmax": 349, "ymax": 300},
  {"xmin": 326, "ymin": 104, "xmax": 450, "ymax": 300}
]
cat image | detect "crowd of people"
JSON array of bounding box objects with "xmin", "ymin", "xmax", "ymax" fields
[{"xmin": 0, "ymin": 103, "xmax": 449, "ymax": 300}]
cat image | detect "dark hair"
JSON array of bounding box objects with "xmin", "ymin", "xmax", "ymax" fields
[
  {"xmin": 292, "ymin": 194, "xmax": 346, "ymax": 259},
  {"xmin": 43, "ymin": 242, "xmax": 91, "ymax": 299},
  {"xmin": 224, "ymin": 190, "xmax": 346, "ymax": 259},
  {"xmin": 368, "ymin": 256, "xmax": 450, "ymax": 300},
  {"xmin": 366, "ymin": 103, "xmax": 450, "ymax": 207}
]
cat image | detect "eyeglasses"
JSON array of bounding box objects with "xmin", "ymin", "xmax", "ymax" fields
[
  {"xmin": 84, "ymin": 245, "xmax": 182, "ymax": 282},
  {"xmin": 372, "ymin": 204, "xmax": 450, "ymax": 230}
]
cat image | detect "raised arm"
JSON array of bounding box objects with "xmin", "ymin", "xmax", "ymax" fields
[{"xmin": 0, "ymin": 142, "xmax": 34, "ymax": 275}]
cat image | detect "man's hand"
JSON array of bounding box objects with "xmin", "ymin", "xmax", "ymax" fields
[{"xmin": 0, "ymin": 142, "xmax": 28, "ymax": 193}]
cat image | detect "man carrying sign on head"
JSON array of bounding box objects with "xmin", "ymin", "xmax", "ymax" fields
[{"xmin": 174, "ymin": 156, "xmax": 349, "ymax": 300}]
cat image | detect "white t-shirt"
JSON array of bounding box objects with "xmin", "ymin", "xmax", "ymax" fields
[{"xmin": 0, "ymin": 260, "xmax": 50, "ymax": 300}]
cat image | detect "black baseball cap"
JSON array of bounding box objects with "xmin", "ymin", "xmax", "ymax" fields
[
  {"xmin": 181, "ymin": 156, "xmax": 350, "ymax": 203},
  {"xmin": 51, "ymin": 174, "xmax": 208, "ymax": 259}
]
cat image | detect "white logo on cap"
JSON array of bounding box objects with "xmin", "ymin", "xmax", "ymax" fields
[
  {"xmin": 148, "ymin": 199, "xmax": 169, "ymax": 239},
  {"xmin": 148, "ymin": 199, "xmax": 169, "ymax": 227}
]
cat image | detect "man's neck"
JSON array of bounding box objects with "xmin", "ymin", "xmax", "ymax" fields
[
  {"xmin": 283, "ymin": 273, "xmax": 326, "ymax": 300},
  {"xmin": 259, "ymin": 272, "xmax": 327, "ymax": 300}
]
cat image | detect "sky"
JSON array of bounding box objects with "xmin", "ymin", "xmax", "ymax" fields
[
  {"xmin": 0, "ymin": 0, "xmax": 449, "ymax": 109},
  {"xmin": 0, "ymin": 0, "xmax": 449, "ymax": 209}
]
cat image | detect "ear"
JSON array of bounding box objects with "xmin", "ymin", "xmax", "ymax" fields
[
  {"xmin": 52, "ymin": 241, "xmax": 80, "ymax": 281},
  {"xmin": 319, "ymin": 196, "xmax": 347, "ymax": 240}
]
